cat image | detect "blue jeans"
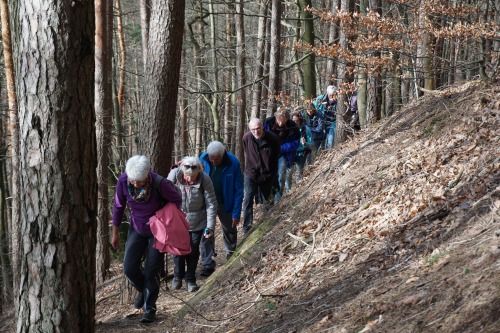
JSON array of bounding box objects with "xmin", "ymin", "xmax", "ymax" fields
[
  {"xmin": 201, "ymin": 204, "xmax": 237, "ymax": 267},
  {"xmin": 123, "ymin": 227, "xmax": 163, "ymax": 313},
  {"xmin": 242, "ymin": 174, "xmax": 274, "ymax": 234},
  {"xmin": 275, "ymin": 156, "xmax": 289, "ymax": 201},
  {"xmin": 325, "ymin": 121, "xmax": 336, "ymax": 149},
  {"xmin": 173, "ymin": 230, "xmax": 203, "ymax": 283}
]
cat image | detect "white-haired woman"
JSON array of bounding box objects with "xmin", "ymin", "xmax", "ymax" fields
[
  {"xmin": 318, "ymin": 85, "xmax": 337, "ymax": 149},
  {"xmin": 167, "ymin": 156, "xmax": 217, "ymax": 292},
  {"xmin": 112, "ymin": 155, "xmax": 182, "ymax": 323}
]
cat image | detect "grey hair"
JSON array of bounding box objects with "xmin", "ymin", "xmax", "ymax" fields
[
  {"xmin": 248, "ymin": 117, "xmax": 262, "ymax": 129},
  {"xmin": 180, "ymin": 156, "xmax": 203, "ymax": 173},
  {"xmin": 327, "ymin": 85, "xmax": 337, "ymax": 96},
  {"xmin": 125, "ymin": 155, "xmax": 151, "ymax": 181},
  {"xmin": 207, "ymin": 141, "xmax": 226, "ymax": 157}
]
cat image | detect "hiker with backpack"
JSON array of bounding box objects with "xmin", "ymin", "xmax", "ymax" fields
[
  {"xmin": 167, "ymin": 156, "xmax": 217, "ymax": 292},
  {"xmin": 263, "ymin": 109, "xmax": 301, "ymax": 201},
  {"xmin": 314, "ymin": 85, "xmax": 337, "ymax": 149},
  {"xmin": 199, "ymin": 141, "xmax": 243, "ymax": 276},
  {"xmin": 111, "ymin": 155, "xmax": 182, "ymax": 323}
]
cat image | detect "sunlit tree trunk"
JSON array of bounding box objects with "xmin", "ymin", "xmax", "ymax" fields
[
  {"xmin": 334, "ymin": 0, "xmax": 348, "ymax": 144},
  {"xmin": 208, "ymin": 0, "xmax": 220, "ymax": 141},
  {"xmin": 95, "ymin": 0, "xmax": 113, "ymax": 284},
  {"xmin": 139, "ymin": 0, "xmax": 185, "ymax": 174},
  {"xmin": 251, "ymin": 0, "xmax": 269, "ymax": 119},
  {"xmin": 366, "ymin": 0, "xmax": 382, "ymax": 124},
  {"xmin": 224, "ymin": 5, "xmax": 235, "ymax": 146},
  {"xmin": 179, "ymin": 49, "xmax": 188, "ymax": 158},
  {"xmin": 14, "ymin": 0, "xmax": 97, "ymax": 330},
  {"xmin": 356, "ymin": 0, "xmax": 368, "ymax": 128},
  {"xmin": 1, "ymin": 0, "xmax": 19, "ymax": 311},
  {"xmin": 325, "ymin": 0, "xmax": 339, "ymax": 81},
  {"xmin": 235, "ymin": 0, "xmax": 247, "ymax": 164},
  {"xmin": 267, "ymin": 0, "xmax": 281, "ymax": 116},
  {"xmin": 297, "ymin": 0, "xmax": 316, "ymax": 99},
  {"xmin": 140, "ymin": 0, "xmax": 150, "ymax": 71}
]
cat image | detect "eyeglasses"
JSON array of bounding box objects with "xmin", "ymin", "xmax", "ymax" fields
[{"xmin": 184, "ymin": 165, "xmax": 198, "ymax": 170}]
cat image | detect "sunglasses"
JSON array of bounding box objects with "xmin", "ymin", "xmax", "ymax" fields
[{"xmin": 184, "ymin": 165, "xmax": 198, "ymax": 170}]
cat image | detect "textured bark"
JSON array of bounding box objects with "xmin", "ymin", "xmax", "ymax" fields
[
  {"xmin": 208, "ymin": 0, "xmax": 220, "ymax": 141},
  {"xmin": 1, "ymin": 0, "xmax": 19, "ymax": 310},
  {"xmin": 14, "ymin": 1, "xmax": 97, "ymax": 331},
  {"xmin": 267, "ymin": 0, "xmax": 281, "ymax": 116},
  {"xmin": 140, "ymin": 0, "xmax": 150, "ymax": 71},
  {"xmin": 298, "ymin": 0, "xmax": 316, "ymax": 99},
  {"xmin": 325, "ymin": 0, "xmax": 339, "ymax": 81},
  {"xmin": 251, "ymin": 0, "xmax": 269, "ymax": 119},
  {"xmin": 95, "ymin": 0, "xmax": 113, "ymax": 285},
  {"xmin": 235, "ymin": 0, "xmax": 246, "ymax": 164},
  {"xmin": 224, "ymin": 8, "xmax": 234, "ymax": 146},
  {"xmin": 334, "ymin": 0, "xmax": 348, "ymax": 144},
  {"xmin": 139, "ymin": 0, "xmax": 185, "ymax": 174}
]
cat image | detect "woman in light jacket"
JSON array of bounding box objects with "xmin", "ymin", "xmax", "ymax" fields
[{"xmin": 167, "ymin": 156, "xmax": 217, "ymax": 292}]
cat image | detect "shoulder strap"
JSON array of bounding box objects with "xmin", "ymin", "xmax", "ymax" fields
[{"xmin": 154, "ymin": 175, "xmax": 165, "ymax": 203}]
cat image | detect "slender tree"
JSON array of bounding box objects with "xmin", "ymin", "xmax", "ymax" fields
[
  {"xmin": 267, "ymin": 0, "xmax": 282, "ymax": 116},
  {"xmin": 95, "ymin": 0, "xmax": 113, "ymax": 284},
  {"xmin": 235, "ymin": 0, "xmax": 247, "ymax": 163},
  {"xmin": 14, "ymin": 0, "xmax": 97, "ymax": 330},
  {"xmin": 298, "ymin": 0, "xmax": 317, "ymax": 99},
  {"xmin": 0, "ymin": 0, "xmax": 19, "ymax": 310}
]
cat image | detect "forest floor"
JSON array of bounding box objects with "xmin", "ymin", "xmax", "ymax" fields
[{"xmin": 2, "ymin": 80, "xmax": 499, "ymax": 332}]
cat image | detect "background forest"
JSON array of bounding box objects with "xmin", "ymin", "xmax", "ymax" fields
[{"xmin": 0, "ymin": 0, "xmax": 498, "ymax": 331}]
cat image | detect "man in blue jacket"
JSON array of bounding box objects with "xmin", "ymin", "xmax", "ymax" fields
[{"xmin": 199, "ymin": 141, "xmax": 243, "ymax": 276}]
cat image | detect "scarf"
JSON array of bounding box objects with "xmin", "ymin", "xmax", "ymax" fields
[{"xmin": 127, "ymin": 175, "xmax": 152, "ymax": 202}]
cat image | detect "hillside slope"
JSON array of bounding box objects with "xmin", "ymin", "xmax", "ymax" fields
[{"xmin": 167, "ymin": 81, "xmax": 499, "ymax": 333}]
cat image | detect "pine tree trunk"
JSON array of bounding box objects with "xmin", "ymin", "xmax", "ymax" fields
[
  {"xmin": 15, "ymin": 0, "xmax": 97, "ymax": 330},
  {"xmin": 95, "ymin": 0, "xmax": 113, "ymax": 285},
  {"xmin": 139, "ymin": 0, "xmax": 185, "ymax": 174}
]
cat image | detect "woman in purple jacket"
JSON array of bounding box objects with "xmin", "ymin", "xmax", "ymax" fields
[{"xmin": 111, "ymin": 155, "xmax": 182, "ymax": 323}]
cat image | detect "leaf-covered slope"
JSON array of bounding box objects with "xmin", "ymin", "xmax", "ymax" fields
[{"xmin": 171, "ymin": 81, "xmax": 500, "ymax": 333}]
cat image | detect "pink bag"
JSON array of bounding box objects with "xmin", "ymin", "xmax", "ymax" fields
[{"xmin": 148, "ymin": 202, "xmax": 191, "ymax": 255}]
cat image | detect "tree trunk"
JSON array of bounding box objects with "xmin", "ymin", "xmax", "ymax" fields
[
  {"xmin": 325, "ymin": 0, "xmax": 339, "ymax": 81},
  {"xmin": 334, "ymin": 0, "xmax": 348, "ymax": 144},
  {"xmin": 267, "ymin": 0, "xmax": 281, "ymax": 116},
  {"xmin": 95, "ymin": 0, "xmax": 113, "ymax": 285},
  {"xmin": 235, "ymin": 0, "xmax": 247, "ymax": 164},
  {"xmin": 209, "ymin": 0, "xmax": 221, "ymax": 141},
  {"xmin": 140, "ymin": 0, "xmax": 150, "ymax": 71},
  {"xmin": 115, "ymin": 0, "xmax": 126, "ymax": 162},
  {"xmin": 251, "ymin": 0, "xmax": 269, "ymax": 119},
  {"xmin": 0, "ymin": 156, "xmax": 13, "ymax": 304},
  {"xmin": 139, "ymin": 0, "xmax": 186, "ymax": 174},
  {"xmin": 297, "ymin": 0, "xmax": 316, "ymax": 99},
  {"xmin": 15, "ymin": 0, "xmax": 97, "ymax": 330},
  {"xmin": 0, "ymin": 0, "xmax": 20, "ymax": 312}
]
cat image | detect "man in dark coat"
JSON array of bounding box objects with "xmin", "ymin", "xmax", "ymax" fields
[{"xmin": 242, "ymin": 118, "xmax": 281, "ymax": 234}]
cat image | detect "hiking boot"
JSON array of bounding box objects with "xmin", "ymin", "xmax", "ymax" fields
[
  {"xmin": 134, "ymin": 292, "xmax": 144, "ymax": 309},
  {"xmin": 243, "ymin": 224, "xmax": 252, "ymax": 235},
  {"xmin": 171, "ymin": 277, "xmax": 182, "ymax": 290},
  {"xmin": 187, "ymin": 282, "xmax": 199, "ymax": 292},
  {"xmin": 140, "ymin": 310, "xmax": 156, "ymax": 323},
  {"xmin": 200, "ymin": 266, "xmax": 215, "ymax": 277}
]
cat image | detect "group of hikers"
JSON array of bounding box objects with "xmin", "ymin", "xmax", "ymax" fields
[{"xmin": 111, "ymin": 85, "xmax": 359, "ymax": 323}]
